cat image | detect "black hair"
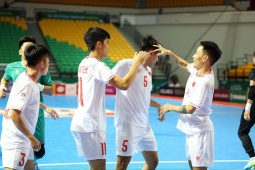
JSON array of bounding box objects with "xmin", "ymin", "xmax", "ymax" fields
[
  {"xmin": 170, "ymin": 75, "xmax": 179, "ymax": 84},
  {"xmin": 200, "ymin": 41, "xmax": 222, "ymax": 66},
  {"xmin": 18, "ymin": 36, "xmax": 36, "ymax": 49},
  {"xmin": 84, "ymin": 27, "xmax": 110, "ymax": 52},
  {"xmin": 24, "ymin": 44, "xmax": 50, "ymax": 67},
  {"xmin": 140, "ymin": 35, "xmax": 159, "ymax": 52}
]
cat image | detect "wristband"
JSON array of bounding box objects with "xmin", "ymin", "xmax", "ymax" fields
[
  {"xmin": 245, "ymin": 103, "xmax": 252, "ymax": 111},
  {"xmin": 38, "ymin": 83, "xmax": 44, "ymax": 92}
]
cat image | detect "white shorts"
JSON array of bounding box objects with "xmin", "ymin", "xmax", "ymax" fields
[
  {"xmin": 116, "ymin": 122, "xmax": 157, "ymax": 156},
  {"xmin": 2, "ymin": 147, "xmax": 33, "ymax": 169},
  {"xmin": 186, "ymin": 130, "xmax": 214, "ymax": 167},
  {"xmin": 71, "ymin": 131, "xmax": 106, "ymax": 161}
]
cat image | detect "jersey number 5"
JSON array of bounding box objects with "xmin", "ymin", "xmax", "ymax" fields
[
  {"xmin": 122, "ymin": 140, "xmax": 129, "ymax": 152},
  {"xmin": 144, "ymin": 76, "xmax": 148, "ymax": 87}
]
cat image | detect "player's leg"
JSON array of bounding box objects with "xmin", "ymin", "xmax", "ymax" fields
[
  {"xmin": 188, "ymin": 160, "xmax": 207, "ymax": 170},
  {"xmin": 24, "ymin": 148, "xmax": 35, "ymax": 170},
  {"xmin": 238, "ymin": 109, "xmax": 255, "ymax": 169},
  {"xmin": 2, "ymin": 147, "xmax": 30, "ymax": 170},
  {"xmin": 140, "ymin": 127, "xmax": 158, "ymax": 170},
  {"xmin": 71, "ymin": 130, "xmax": 106, "ymax": 170},
  {"xmin": 34, "ymin": 113, "xmax": 45, "ymax": 160},
  {"xmin": 116, "ymin": 155, "xmax": 132, "ymax": 170},
  {"xmin": 33, "ymin": 113, "xmax": 45, "ymax": 170},
  {"xmin": 88, "ymin": 159, "xmax": 106, "ymax": 170},
  {"xmin": 186, "ymin": 130, "xmax": 214, "ymax": 170},
  {"xmin": 142, "ymin": 151, "xmax": 158, "ymax": 170},
  {"xmin": 115, "ymin": 123, "xmax": 142, "ymax": 170}
]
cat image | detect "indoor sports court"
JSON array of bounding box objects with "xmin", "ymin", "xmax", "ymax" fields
[{"xmin": 0, "ymin": 95, "xmax": 252, "ymax": 170}]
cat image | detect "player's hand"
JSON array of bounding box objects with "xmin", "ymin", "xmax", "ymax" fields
[
  {"xmin": 133, "ymin": 51, "xmax": 149, "ymax": 65},
  {"xmin": 157, "ymin": 105, "xmax": 165, "ymax": 122},
  {"xmin": 45, "ymin": 107, "xmax": 59, "ymax": 120},
  {"xmin": 29, "ymin": 136, "xmax": 41, "ymax": 152},
  {"xmin": 244, "ymin": 110, "xmax": 251, "ymax": 121},
  {"xmin": 159, "ymin": 104, "xmax": 171, "ymax": 116},
  {"xmin": 158, "ymin": 104, "xmax": 171, "ymax": 122},
  {"xmin": 0, "ymin": 85, "xmax": 7, "ymax": 99},
  {"xmin": 158, "ymin": 112, "xmax": 166, "ymax": 122},
  {"xmin": 153, "ymin": 44, "xmax": 172, "ymax": 56}
]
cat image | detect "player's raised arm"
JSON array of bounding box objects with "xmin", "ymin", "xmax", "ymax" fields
[
  {"xmin": 153, "ymin": 44, "xmax": 189, "ymax": 70},
  {"xmin": 109, "ymin": 51, "xmax": 148, "ymax": 90}
]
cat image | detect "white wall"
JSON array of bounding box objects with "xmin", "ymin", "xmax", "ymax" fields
[
  {"xmin": 7, "ymin": 2, "xmax": 255, "ymax": 87},
  {"xmin": 121, "ymin": 11, "xmax": 255, "ymax": 87}
]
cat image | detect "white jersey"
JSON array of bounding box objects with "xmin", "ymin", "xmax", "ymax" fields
[
  {"xmin": 177, "ymin": 63, "xmax": 214, "ymax": 135},
  {"xmin": 1, "ymin": 71, "xmax": 40, "ymax": 149},
  {"xmin": 70, "ymin": 56, "xmax": 116, "ymax": 133},
  {"xmin": 112, "ymin": 59, "xmax": 152, "ymax": 127}
]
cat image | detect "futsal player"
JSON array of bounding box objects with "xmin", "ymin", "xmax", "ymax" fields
[
  {"xmin": 112, "ymin": 35, "xmax": 162, "ymax": 170},
  {"xmin": 70, "ymin": 27, "xmax": 148, "ymax": 170},
  {"xmin": 0, "ymin": 36, "xmax": 59, "ymax": 170},
  {"xmin": 156, "ymin": 41, "xmax": 222, "ymax": 170},
  {"xmin": 1, "ymin": 44, "xmax": 51, "ymax": 170}
]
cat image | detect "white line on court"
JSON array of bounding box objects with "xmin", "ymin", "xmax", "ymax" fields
[{"xmin": 0, "ymin": 160, "xmax": 248, "ymax": 168}]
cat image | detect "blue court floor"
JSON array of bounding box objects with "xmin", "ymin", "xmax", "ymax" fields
[{"xmin": 0, "ymin": 95, "xmax": 254, "ymax": 170}]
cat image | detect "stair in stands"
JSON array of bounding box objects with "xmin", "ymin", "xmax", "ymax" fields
[{"xmin": 26, "ymin": 18, "xmax": 60, "ymax": 77}]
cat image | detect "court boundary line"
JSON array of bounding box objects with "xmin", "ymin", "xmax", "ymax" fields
[{"xmin": 0, "ymin": 159, "xmax": 248, "ymax": 168}]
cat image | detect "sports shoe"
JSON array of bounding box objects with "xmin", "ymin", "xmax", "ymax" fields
[
  {"xmin": 244, "ymin": 157, "xmax": 255, "ymax": 170},
  {"xmin": 34, "ymin": 161, "xmax": 40, "ymax": 170}
]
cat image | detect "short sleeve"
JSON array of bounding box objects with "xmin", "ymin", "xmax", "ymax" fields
[
  {"xmin": 94, "ymin": 62, "xmax": 116, "ymax": 84},
  {"xmin": 8, "ymin": 81, "xmax": 32, "ymax": 112},
  {"xmin": 189, "ymin": 81, "xmax": 208, "ymax": 108},
  {"xmin": 112, "ymin": 60, "xmax": 128, "ymax": 77},
  {"xmin": 187, "ymin": 63, "xmax": 196, "ymax": 74},
  {"xmin": 3, "ymin": 64, "xmax": 12, "ymax": 82}
]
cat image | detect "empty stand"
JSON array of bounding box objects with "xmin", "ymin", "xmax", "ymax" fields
[
  {"xmin": 39, "ymin": 19, "xmax": 135, "ymax": 73},
  {"xmin": 227, "ymin": 63, "xmax": 253, "ymax": 79},
  {"xmin": 0, "ymin": 16, "xmax": 29, "ymax": 63}
]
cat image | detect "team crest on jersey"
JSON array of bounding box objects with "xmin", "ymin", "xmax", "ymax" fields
[
  {"xmin": 16, "ymin": 70, "xmax": 20, "ymax": 74},
  {"xmin": 79, "ymin": 66, "xmax": 88, "ymax": 74},
  {"xmin": 148, "ymin": 71, "xmax": 151, "ymax": 76},
  {"xmin": 196, "ymin": 156, "xmax": 201, "ymax": 162},
  {"xmin": 21, "ymin": 92, "xmax": 26, "ymax": 97},
  {"xmin": 138, "ymin": 69, "xmax": 140, "ymax": 73}
]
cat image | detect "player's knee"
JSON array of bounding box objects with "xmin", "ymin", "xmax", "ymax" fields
[
  {"xmin": 117, "ymin": 159, "xmax": 130, "ymax": 169},
  {"xmin": 34, "ymin": 144, "xmax": 45, "ymax": 159},
  {"xmin": 146, "ymin": 159, "xmax": 158, "ymax": 169}
]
